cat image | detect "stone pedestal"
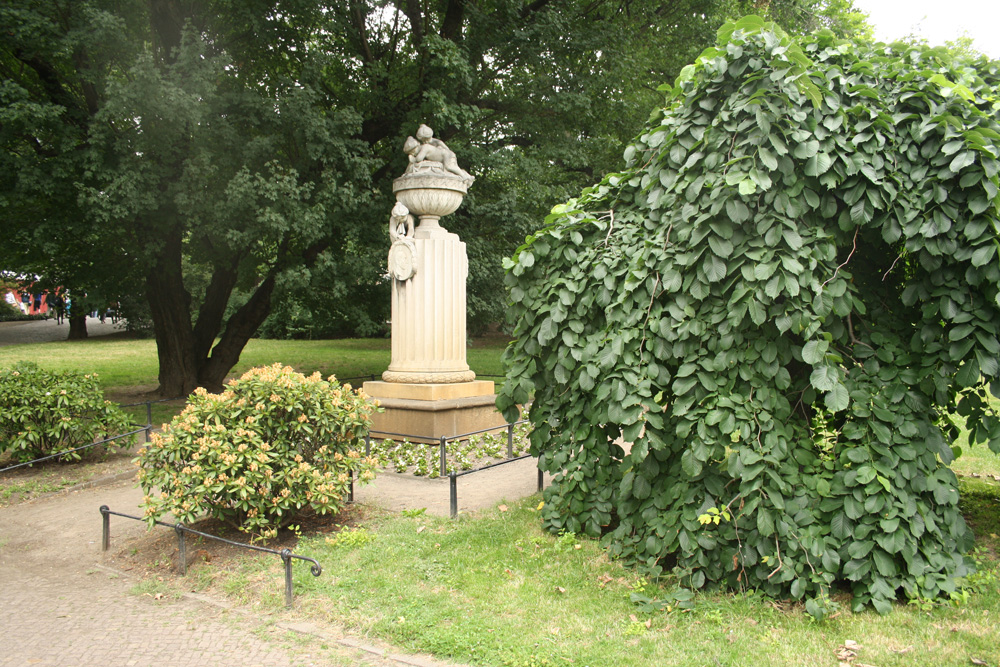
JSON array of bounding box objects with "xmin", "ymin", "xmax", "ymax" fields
[{"xmin": 363, "ymin": 380, "xmax": 505, "ymax": 443}]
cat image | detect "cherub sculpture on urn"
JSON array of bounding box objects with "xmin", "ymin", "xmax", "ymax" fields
[{"xmin": 364, "ymin": 125, "xmax": 504, "ymax": 441}]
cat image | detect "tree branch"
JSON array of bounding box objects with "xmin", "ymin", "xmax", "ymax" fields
[
  {"xmin": 349, "ymin": 0, "xmax": 375, "ymax": 64},
  {"xmin": 440, "ymin": 0, "xmax": 466, "ymax": 40}
]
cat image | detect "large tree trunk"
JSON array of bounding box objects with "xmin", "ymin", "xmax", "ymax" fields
[
  {"xmin": 67, "ymin": 314, "xmax": 88, "ymax": 340},
  {"xmin": 145, "ymin": 230, "xmax": 280, "ymax": 396},
  {"xmin": 146, "ymin": 228, "xmax": 199, "ymax": 398},
  {"xmin": 197, "ymin": 275, "xmax": 278, "ymax": 391}
]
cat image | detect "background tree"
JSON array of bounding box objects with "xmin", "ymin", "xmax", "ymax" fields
[
  {"xmin": 499, "ymin": 17, "xmax": 1000, "ymax": 612},
  {"xmin": 1, "ymin": 0, "xmax": 870, "ymax": 393}
]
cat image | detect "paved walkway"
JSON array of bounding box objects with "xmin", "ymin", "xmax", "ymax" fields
[
  {"xmin": 1, "ymin": 317, "xmax": 543, "ymax": 665},
  {"xmin": 1, "ymin": 453, "xmax": 543, "ymax": 666},
  {"xmin": 0, "ymin": 316, "xmax": 123, "ymax": 347}
]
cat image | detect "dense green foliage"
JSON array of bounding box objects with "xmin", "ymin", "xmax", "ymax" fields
[
  {"xmin": 1, "ymin": 1, "xmax": 869, "ymax": 388},
  {"xmin": 136, "ymin": 364, "xmax": 378, "ymax": 537},
  {"xmin": 0, "ymin": 362, "xmax": 135, "ymax": 463},
  {"xmin": 499, "ymin": 17, "xmax": 1000, "ymax": 612}
]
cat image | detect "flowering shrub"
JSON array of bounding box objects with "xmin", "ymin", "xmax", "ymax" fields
[
  {"xmin": 0, "ymin": 361, "xmax": 135, "ymax": 463},
  {"xmin": 136, "ymin": 364, "xmax": 379, "ymax": 538}
]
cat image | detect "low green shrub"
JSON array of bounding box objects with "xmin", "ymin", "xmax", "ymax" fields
[
  {"xmin": 0, "ymin": 299, "xmax": 46, "ymax": 322},
  {"xmin": 0, "ymin": 361, "xmax": 136, "ymax": 463},
  {"xmin": 136, "ymin": 363, "xmax": 379, "ymax": 538}
]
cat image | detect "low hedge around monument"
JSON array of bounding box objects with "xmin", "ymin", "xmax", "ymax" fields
[{"xmin": 498, "ymin": 16, "xmax": 1000, "ymax": 613}]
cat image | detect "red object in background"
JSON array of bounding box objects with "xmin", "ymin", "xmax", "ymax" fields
[{"xmin": 3, "ymin": 289, "xmax": 50, "ymax": 315}]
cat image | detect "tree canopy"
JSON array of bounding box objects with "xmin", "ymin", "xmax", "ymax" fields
[
  {"xmin": 1, "ymin": 1, "xmax": 869, "ymax": 394},
  {"xmin": 499, "ymin": 16, "xmax": 1000, "ymax": 612}
]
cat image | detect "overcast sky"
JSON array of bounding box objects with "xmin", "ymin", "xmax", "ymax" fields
[{"xmin": 850, "ymin": 0, "xmax": 1000, "ymax": 59}]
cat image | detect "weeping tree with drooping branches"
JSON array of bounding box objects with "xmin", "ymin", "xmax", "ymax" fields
[{"xmin": 497, "ymin": 16, "xmax": 1000, "ymax": 613}]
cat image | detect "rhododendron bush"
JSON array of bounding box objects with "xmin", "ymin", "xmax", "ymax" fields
[{"xmin": 137, "ymin": 364, "xmax": 378, "ymax": 538}]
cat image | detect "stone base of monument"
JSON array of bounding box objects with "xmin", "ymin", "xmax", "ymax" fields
[{"xmin": 363, "ymin": 380, "xmax": 506, "ymax": 444}]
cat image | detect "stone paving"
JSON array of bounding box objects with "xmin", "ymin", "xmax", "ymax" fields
[
  {"xmin": 0, "ymin": 454, "xmax": 544, "ymax": 666},
  {"xmin": 0, "ymin": 477, "xmax": 466, "ymax": 667},
  {"xmin": 0, "ymin": 317, "xmax": 122, "ymax": 347},
  {"xmin": 0, "ymin": 318, "xmax": 541, "ymax": 666}
]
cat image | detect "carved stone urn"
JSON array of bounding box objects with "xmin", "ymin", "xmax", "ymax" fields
[{"xmin": 392, "ymin": 170, "xmax": 469, "ymax": 234}]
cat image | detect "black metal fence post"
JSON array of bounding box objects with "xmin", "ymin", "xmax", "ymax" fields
[
  {"xmin": 281, "ymin": 549, "xmax": 294, "ymax": 607},
  {"xmin": 364, "ymin": 434, "xmax": 371, "ymax": 457},
  {"xmin": 100, "ymin": 505, "xmax": 110, "ymax": 551},
  {"xmin": 439, "ymin": 436, "xmax": 447, "ymax": 477},
  {"xmin": 144, "ymin": 402, "xmax": 152, "ymax": 443},
  {"xmin": 538, "ymin": 468, "xmax": 544, "ymax": 492},
  {"xmin": 175, "ymin": 525, "xmax": 187, "ymax": 575},
  {"xmin": 98, "ymin": 506, "xmax": 321, "ymax": 606},
  {"xmin": 506, "ymin": 423, "xmax": 514, "ymax": 459},
  {"xmin": 449, "ymin": 472, "xmax": 458, "ymax": 518},
  {"xmin": 348, "ymin": 470, "xmax": 354, "ymax": 502}
]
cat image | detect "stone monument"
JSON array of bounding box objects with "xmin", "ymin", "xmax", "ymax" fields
[{"xmin": 363, "ymin": 125, "xmax": 504, "ymax": 441}]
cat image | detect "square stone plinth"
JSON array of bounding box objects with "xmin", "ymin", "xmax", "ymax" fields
[{"xmin": 363, "ymin": 380, "xmax": 507, "ymax": 443}]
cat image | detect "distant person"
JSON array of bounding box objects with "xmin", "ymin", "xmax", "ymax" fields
[
  {"xmin": 50, "ymin": 294, "xmax": 65, "ymax": 325},
  {"xmin": 20, "ymin": 292, "xmax": 30, "ymax": 314}
]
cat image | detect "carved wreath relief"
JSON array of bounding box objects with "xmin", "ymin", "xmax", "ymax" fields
[{"xmin": 388, "ymin": 201, "xmax": 417, "ymax": 282}]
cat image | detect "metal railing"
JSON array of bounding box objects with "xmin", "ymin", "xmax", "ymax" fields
[
  {"xmin": 6, "ymin": 383, "xmax": 541, "ymax": 519},
  {"xmin": 362, "ymin": 418, "xmax": 544, "ymax": 518},
  {"xmin": 100, "ymin": 505, "xmax": 321, "ymax": 608},
  {"xmin": 0, "ymin": 427, "xmax": 147, "ymax": 474},
  {"xmin": 0, "ymin": 395, "xmax": 190, "ymax": 474}
]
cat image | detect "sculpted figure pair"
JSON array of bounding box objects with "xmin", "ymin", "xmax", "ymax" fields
[{"xmin": 403, "ymin": 124, "xmax": 474, "ymax": 184}]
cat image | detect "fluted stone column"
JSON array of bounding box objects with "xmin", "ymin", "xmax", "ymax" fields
[{"xmin": 382, "ymin": 215, "xmax": 476, "ymax": 384}]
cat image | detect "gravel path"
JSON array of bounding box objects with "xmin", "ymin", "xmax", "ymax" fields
[
  {"xmin": 0, "ymin": 447, "xmax": 544, "ymax": 666},
  {"xmin": 0, "ymin": 469, "xmax": 515, "ymax": 667}
]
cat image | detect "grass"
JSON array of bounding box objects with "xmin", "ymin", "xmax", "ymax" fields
[
  {"xmin": 0, "ymin": 448, "xmax": 136, "ymax": 506},
  {"xmin": 0, "ymin": 335, "xmax": 510, "ymax": 393},
  {"xmin": 0, "ymin": 333, "xmax": 510, "ymax": 429},
  {"xmin": 189, "ymin": 491, "xmax": 1000, "ymax": 667},
  {"xmin": 0, "ymin": 477, "xmax": 74, "ymax": 505}
]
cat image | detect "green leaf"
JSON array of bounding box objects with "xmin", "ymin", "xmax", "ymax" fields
[
  {"xmin": 704, "ymin": 254, "xmax": 727, "ymax": 282},
  {"xmin": 872, "ymin": 549, "xmax": 897, "ymax": 577},
  {"xmin": 971, "ymin": 244, "xmax": 995, "ymax": 267},
  {"xmin": 757, "ymin": 509, "xmax": 775, "ymax": 536},
  {"xmin": 793, "ymin": 140, "xmax": 819, "ymax": 159},
  {"xmin": 801, "ymin": 339, "xmax": 828, "ymax": 364},
  {"xmin": 759, "ymin": 147, "xmax": 778, "ymax": 170},
  {"xmin": 726, "ymin": 198, "xmax": 750, "ymax": 223},
  {"xmin": 956, "ymin": 358, "xmax": 981, "ymax": 388},
  {"xmin": 681, "ymin": 449, "xmax": 703, "ymax": 478},
  {"xmin": 825, "ymin": 383, "xmax": 849, "ymax": 412},
  {"xmin": 633, "ymin": 474, "xmax": 651, "ymax": 500},
  {"xmin": 949, "ymin": 151, "xmax": 975, "ymax": 173},
  {"xmin": 810, "ymin": 365, "xmax": 839, "ymax": 392},
  {"xmin": 804, "ymin": 152, "xmax": 833, "ymax": 176}
]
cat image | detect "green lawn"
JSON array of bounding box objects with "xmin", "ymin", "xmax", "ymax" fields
[
  {"xmin": 0, "ymin": 335, "xmax": 511, "ymax": 392},
  {"xmin": 192, "ymin": 493, "xmax": 999, "ymax": 667}
]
